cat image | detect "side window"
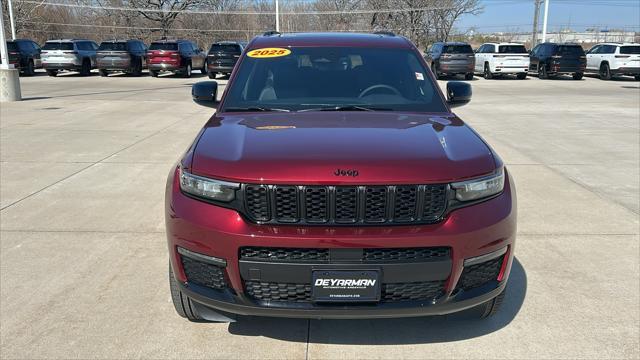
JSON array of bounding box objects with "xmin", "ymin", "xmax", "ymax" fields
[
  {"xmin": 588, "ymin": 45, "xmax": 600, "ymax": 54},
  {"xmin": 531, "ymin": 45, "xmax": 540, "ymax": 55},
  {"xmin": 604, "ymin": 45, "xmax": 617, "ymax": 54},
  {"xmin": 76, "ymin": 42, "xmax": 86, "ymax": 51},
  {"xmin": 31, "ymin": 41, "xmax": 40, "ymax": 51},
  {"xmin": 486, "ymin": 45, "xmax": 495, "ymax": 53}
]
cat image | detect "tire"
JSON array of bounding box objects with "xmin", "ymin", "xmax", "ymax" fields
[
  {"xmin": 483, "ymin": 63, "xmax": 493, "ymax": 79},
  {"xmin": 183, "ymin": 63, "xmax": 192, "ymax": 78},
  {"xmin": 431, "ymin": 63, "xmax": 440, "ymax": 80},
  {"xmin": 475, "ymin": 287, "xmax": 507, "ymax": 319},
  {"xmin": 207, "ymin": 72, "xmax": 215, "ymax": 79},
  {"xmin": 600, "ymin": 63, "xmax": 612, "ymax": 80},
  {"xmin": 24, "ymin": 60, "xmax": 35, "ymax": 76},
  {"xmin": 516, "ymin": 72, "xmax": 527, "ymax": 80},
  {"xmin": 465, "ymin": 73, "xmax": 474, "ymax": 80},
  {"xmin": 538, "ymin": 63, "xmax": 548, "ymax": 79},
  {"xmin": 635, "ymin": 75, "xmax": 640, "ymax": 81},
  {"xmin": 150, "ymin": 70, "xmax": 159, "ymax": 77},
  {"xmin": 46, "ymin": 69, "xmax": 58, "ymax": 77},
  {"xmin": 169, "ymin": 265, "xmax": 202, "ymax": 321},
  {"xmin": 572, "ymin": 72, "xmax": 583, "ymax": 80},
  {"xmin": 80, "ymin": 59, "xmax": 91, "ymax": 76},
  {"xmin": 99, "ymin": 69, "xmax": 108, "ymax": 77}
]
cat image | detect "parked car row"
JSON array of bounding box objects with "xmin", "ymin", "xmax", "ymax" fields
[
  {"xmin": 2, "ymin": 38, "xmax": 247, "ymax": 79},
  {"xmin": 425, "ymin": 41, "xmax": 640, "ymax": 81}
]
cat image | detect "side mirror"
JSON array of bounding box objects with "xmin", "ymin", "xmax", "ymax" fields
[
  {"xmin": 446, "ymin": 81, "xmax": 471, "ymax": 108},
  {"xmin": 192, "ymin": 81, "xmax": 218, "ymax": 104}
]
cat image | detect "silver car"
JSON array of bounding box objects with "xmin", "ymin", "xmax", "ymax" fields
[{"xmin": 41, "ymin": 39, "xmax": 98, "ymax": 76}]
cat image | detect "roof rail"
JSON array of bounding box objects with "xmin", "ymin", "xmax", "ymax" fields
[
  {"xmin": 373, "ymin": 31, "xmax": 395, "ymax": 37},
  {"xmin": 263, "ymin": 30, "xmax": 281, "ymax": 37}
]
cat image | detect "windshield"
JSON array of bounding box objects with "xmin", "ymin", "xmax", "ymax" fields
[
  {"xmin": 620, "ymin": 46, "xmax": 640, "ymax": 55},
  {"xmin": 222, "ymin": 47, "xmax": 446, "ymax": 113},
  {"xmin": 210, "ymin": 44, "xmax": 241, "ymax": 54},
  {"xmin": 149, "ymin": 43, "xmax": 177, "ymax": 51},
  {"xmin": 557, "ymin": 45, "xmax": 585, "ymax": 56},
  {"xmin": 43, "ymin": 42, "xmax": 74, "ymax": 51},
  {"xmin": 498, "ymin": 45, "xmax": 528, "ymax": 54},
  {"xmin": 443, "ymin": 44, "xmax": 473, "ymax": 54},
  {"xmin": 98, "ymin": 42, "xmax": 127, "ymax": 51}
]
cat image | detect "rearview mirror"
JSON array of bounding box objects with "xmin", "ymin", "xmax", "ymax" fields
[
  {"xmin": 192, "ymin": 81, "xmax": 218, "ymax": 105},
  {"xmin": 446, "ymin": 81, "xmax": 471, "ymax": 108}
]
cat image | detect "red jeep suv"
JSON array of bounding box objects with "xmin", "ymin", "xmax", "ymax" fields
[{"xmin": 166, "ymin": 32, "xmax": 516, "ymax": 321}]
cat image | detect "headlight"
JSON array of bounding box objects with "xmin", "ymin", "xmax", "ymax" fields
[
  {"xmin": 451, "ymin": 168, "xmax": 504, "ymax": 202},
  {"xmin": 179, "ymin": 167, "xmax": 239, "ymax": 202}
]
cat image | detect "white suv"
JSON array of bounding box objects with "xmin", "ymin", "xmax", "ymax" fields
[
  {"xmin": 474, "ymin": 43, "xmax": 530, "ymax": 79},
  {"xmin": 586, "ymin": 43, "xmax": 640, "ymax": 80}
]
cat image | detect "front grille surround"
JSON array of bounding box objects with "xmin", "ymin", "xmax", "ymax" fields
[
  {"xmin": 242, "ymin": 184, "xmax": 449, "ymax": 226},
  {"xmin": 244, "ymin": 280, "xmax": 445, "ymax": 303}
]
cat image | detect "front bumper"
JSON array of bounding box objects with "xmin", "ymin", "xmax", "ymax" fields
[{"xmin": 166, "ymin": 166, "xmax": 517, "ymax": 318}]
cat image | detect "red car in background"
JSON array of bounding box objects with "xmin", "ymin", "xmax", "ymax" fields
[
  {"xmin": 147, "ymin": 39, "xmax": 206, "ymax": 78},
  {"xmin": 166, "ymin": 32, "xmax": 517, "ymax": 321}
]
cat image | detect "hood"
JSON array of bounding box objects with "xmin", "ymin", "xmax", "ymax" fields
[{"xmin": 190, "ymin": 112, "xmax": 496, "ymax": 184}]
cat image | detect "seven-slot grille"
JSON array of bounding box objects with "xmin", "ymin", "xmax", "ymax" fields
[
  {"xmin": 243, "ymin": 184, "xmax": 448, "ymax": 225},
  {"xmin": 240, "ymin": 246, "xmax": 450, "ymax": 263}
]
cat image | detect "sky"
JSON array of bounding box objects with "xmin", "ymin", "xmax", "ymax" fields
[{"xmin": 458, "ymin": 0, "xmax": 640, "ymax": 33}]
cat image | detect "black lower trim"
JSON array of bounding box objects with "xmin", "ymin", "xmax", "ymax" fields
[{"xmin": 178, "ymin": 280, "xmax": 506, "ymax": 319}]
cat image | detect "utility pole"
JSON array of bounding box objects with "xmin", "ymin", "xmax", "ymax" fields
[
  {"xmin": 532, "ymin": 0, "xmax": 541, "ymax": 46},
  {"xmin": 275, "ymin": 0, "xmax": 280, "ymax": 32},
  {"xmin": 8, "ymin": 0, "xmax": 17, "ymax": 39},
  {"xmin": 0, "ymin": 0, "xmax": 22, "ymax": 101},
  {"xmin": 541, "ymin": 0, "xmax": 550, "ymax": 43}
]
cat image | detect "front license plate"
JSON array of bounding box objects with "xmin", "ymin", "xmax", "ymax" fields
[{"xmin": 312, "ymin": 270, "xmax": 380, "ymax": 302}]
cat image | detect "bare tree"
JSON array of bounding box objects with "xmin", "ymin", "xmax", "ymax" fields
[{"xmin": 127, "ymin": 0, "xmax": 204, "ymax": 37}]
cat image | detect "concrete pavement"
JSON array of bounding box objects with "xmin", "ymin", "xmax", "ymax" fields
[{"xmin": 0, "ymin": 70, "xmax": 638, "ymax": 359}]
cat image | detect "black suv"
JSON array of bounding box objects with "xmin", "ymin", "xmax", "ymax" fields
[
  {"xmin": 529, "ymin": 42, "xmax": 586, "ymax": 80},
  {"xmin": 5, "ymin": 39, "xmax": 41, "ymax": 76},
  {"xmin": 206, "ymin": 41, "xmax": 247, "ymax": 78},
  {"xmin": 424, "ymin": 42, "xmax": 475, "ymax": 80},
  {"xmin": 97, "ymin": 39, "xmax": 147, "ymax": 77},
  {"xmin": 147, "ymin": 39, "xmax": 207, "ymax": 77}
]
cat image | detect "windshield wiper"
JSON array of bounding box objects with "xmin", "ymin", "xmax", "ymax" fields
[
  {"xmin": 298, "ymin": 105, "xmax": 391, "ymax": 112},
  {"xmin": 224, "ymin": 107, "xmax": 290, "ymax": 112}
]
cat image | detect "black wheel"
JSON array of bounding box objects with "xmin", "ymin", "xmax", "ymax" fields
[
  {"xmin": 99, "ymin": 69, "xmax": 108, "ymax": 77},
  {"xmin": 431, "ymin": 63, "xmax": 440, "ymax": 80},
  {"xmin": 169, "ymin": 265, "xmax": 202, "ymax": 321},
  {"xmin": 572, "ymin": 72, "xmax": 583, "ymax": 80},
  {"xmin": 465, "ymin": 73, "xmax": 474, "ymax": 80},
  {"xmin": 207, "ymin": 72, "xmax": 215, "ymax": 79},
  {"xmin": 201, "ymin": 60, "xmax": 207, "ymax": 74},
  {"xmin": 80, "ymin": 59, "xmax": 91, "ymax": 76},
  {"xmin": 600, "ymin": 63, "xmax": 612, "ymax": 80},
  {"xmin": 483, "ymin": 63, "xmax": 493, "ymax": 79},
  {"xmin": 46, "ymin": 69, "xmax": 58, "ymax": 77},
  {"xmin": 538, "ymin": 63, "xmax": 548, "ymax": 79},
  {"xmin": 516, "ymin": 72, "xmax": 527, "ymax": 80},
  {"xmin": 183, "ymin": 63, "xmax": 192, "ymax": 78},
  {"xmin": 475, "ymin": 288, "xmax": 507, "ymax": 319},
  {"xmin": 150, "ymin": 70, "xmax": 159, "ymax": 77},
  {"xmin": 635, "ymin": 75, "xmax": 640, "ymax": 81},
  {"xmin": 23, "ymin": 59, "xmax": 35, "ymax": 76}
]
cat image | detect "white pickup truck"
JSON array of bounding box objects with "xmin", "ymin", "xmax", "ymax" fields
[{"xmin": 474, "ymin": 43, "xmax": 530, "ymax": 79}]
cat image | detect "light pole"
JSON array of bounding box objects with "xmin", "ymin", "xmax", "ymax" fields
[
  {"xmin": 0, "ymin": 0, "xmax": 22, "ymax": 101},
  {"xmin": 275, "ymin": 0, "xmax": 280, "ymax": 32},
  {"xmin": 541, "ymin": 0, "xmax": 550, "ymax": 43},
  {"xmin": 8, "ymin": 0, "xmax": 17, "ymax": 39}
]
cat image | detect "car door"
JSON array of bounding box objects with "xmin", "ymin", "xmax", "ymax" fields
[
  {"xmin": 474, "ymin": 45, "xmax": 484, "ymax": 72},
  {"xmin": 586, "ymin": 45, "xmax": 600, "ymax": 70},
  {"xmin": 31, "ymin": 41, "xmax": 42, "ymax": 67},
  {"xmin": 193, "ymin": 42, "xmax": 205, "ymax": 68},
  {"xmin": 529, "ymin": 45, "xmax": 541, "ymax": 72}
]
